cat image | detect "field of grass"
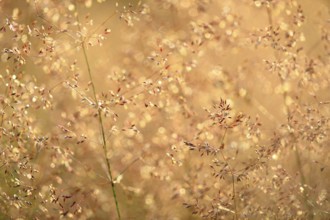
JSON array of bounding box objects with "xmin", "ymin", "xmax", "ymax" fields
[{"xmin": 0, "ymin": 0, "xmax": 329, "ymax": 219}]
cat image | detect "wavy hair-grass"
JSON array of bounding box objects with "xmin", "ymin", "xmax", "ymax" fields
[{"xmin": 0, "ymin": 0, "xmax": 329, "ymax": 219}]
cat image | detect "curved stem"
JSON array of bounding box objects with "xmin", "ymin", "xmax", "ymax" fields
[{"xmin": 76, "ymin": 10, "xmax": 121, "ymax": 220}]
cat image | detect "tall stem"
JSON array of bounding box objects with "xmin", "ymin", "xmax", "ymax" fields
[
  {"xmin": 77, "ymin": 12, "xmax": 121, "ymax": 220},
  {"xmin": 266, "ymin": 6, "xmax": 313, "ymax": 219},
  {"xmin": 220, "ymin": 129, "xmax": 238, "ymax": 220}
]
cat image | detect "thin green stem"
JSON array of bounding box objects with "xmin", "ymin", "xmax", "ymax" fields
[
  {"xmin": 294, "ymin": 145, "xmax": 313, "ymax": 220},
  {"xmin": 81, "ymin": 39, "xmax": 121, "ymax": 220},
  {"xmin": 266, "ymin": 5, "xmax": 313, "ymax": 218},
  {"xmin": 76, "ymin": 10, "xmax": 121, "ymax": 220},
  {"xmin": 219, "ymin": 129, "xmax": 239, "ymax": 220},
  {"xmin": 281, "ymin": 76, "xmax": 313, "ymax": 219},
  {"xmin": 231, "ymin": 174, "xmax": 237, "ymax": 220}
]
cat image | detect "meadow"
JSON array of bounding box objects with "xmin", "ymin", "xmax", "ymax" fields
[{"xmin": 0, "ymin": 0, "xmax": 329, "ymax": 219}]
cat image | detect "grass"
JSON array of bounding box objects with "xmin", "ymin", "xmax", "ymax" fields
[{"xmin": 0, "ymin": 0, "xmax": 329, "ymax": 219}]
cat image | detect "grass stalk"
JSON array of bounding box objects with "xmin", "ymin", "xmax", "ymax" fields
[
  {"xmin": 77, "ymin": 13, "xmax": 121, "ymax": 219},
  {"xmin": 266, "ymin": 6, "xmax": 313, "ymax": 218},
  {"xmin": 281, "ymin": 77, "xmax": 313, "ymax": 219},
  {"xmin": 219, "ymin": 129, "xmax": 239, "ymax": 220}
]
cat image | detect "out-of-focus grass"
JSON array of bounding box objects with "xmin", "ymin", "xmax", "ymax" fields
[{"xmin": 0, "ymin": 0, "xmax": 329, "ymax": 219}]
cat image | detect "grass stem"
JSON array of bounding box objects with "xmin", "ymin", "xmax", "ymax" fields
[
  {"xmin": 219, "ymin": 129, "xmax": 239, "ymax": 220},
  {"xmin": 77, "ymin": 11, "xmax": 121, "ymax": 220}
]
